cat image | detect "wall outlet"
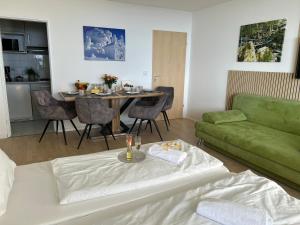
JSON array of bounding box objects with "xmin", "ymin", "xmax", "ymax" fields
[{"xmin": 142, "ymin": 71, "xmax": 148, "ymax": 76}]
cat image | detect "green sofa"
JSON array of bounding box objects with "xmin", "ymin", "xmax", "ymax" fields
[{"xmin": 195, "ymin": 94, "xmax": 300, "ymax": 190}]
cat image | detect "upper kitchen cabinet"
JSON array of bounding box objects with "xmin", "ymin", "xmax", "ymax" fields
[
  {"xmin": 0, "ymin": 19, "xmax": 25, "ymax": 34},
  {"xmin": 25, "ymin": 22, "xmax": 48, "ymax": 47}
]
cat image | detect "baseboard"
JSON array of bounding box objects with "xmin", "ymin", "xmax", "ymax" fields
[{"xmin": 184, "ymin": 116, "xmax": 197, "ymax": 122}]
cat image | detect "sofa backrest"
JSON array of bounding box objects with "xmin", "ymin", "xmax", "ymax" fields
[{"xmin": 232, "ymin": 94, "xmax": 300, "ymax": 136}]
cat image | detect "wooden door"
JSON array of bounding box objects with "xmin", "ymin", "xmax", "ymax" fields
[{"xmin": 152, "ymin": 30, "xmax": 187, "ymax": 119}]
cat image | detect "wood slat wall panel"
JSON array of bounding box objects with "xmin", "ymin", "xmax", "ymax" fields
[{"xmin": 226, "ymin": 70, "xmax": 300, "ymax": 109}]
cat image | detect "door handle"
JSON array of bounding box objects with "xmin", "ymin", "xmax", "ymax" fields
[{"xmin": 153, "ymin": 75, "xmax": 159, "ymax": 82}]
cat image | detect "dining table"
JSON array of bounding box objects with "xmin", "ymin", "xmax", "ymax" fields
[{"xmin": 59, "ymin": 90, "xmax": 164, "ymax": 133}]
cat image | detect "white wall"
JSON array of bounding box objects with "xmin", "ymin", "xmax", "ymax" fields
[
  {"xmin": 0, "ymin": 0, "xmax": 192, "ymax": 136},
  {"xmin": 187, "ymin": 0, "xmax": 300, "ymax": 120},
  {"xmin": 0, "ymin": 50, "xmax": 11, "ymax": 138}
]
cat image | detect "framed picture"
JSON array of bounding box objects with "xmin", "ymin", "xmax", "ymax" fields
[
  {"xmin": 83, "ymin": 26, "xmax": 125, "ymax": 61},
  {"xmin": 237, "ymin": 19, "xmax": 287, "ymax": 62}
]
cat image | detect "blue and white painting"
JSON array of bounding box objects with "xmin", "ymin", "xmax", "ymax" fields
[{"xmin": 83, "ymin": 26, "xmax": 125, "ymax": 61}]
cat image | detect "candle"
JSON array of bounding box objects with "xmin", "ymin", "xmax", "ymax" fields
[{"xmin": 126, "ymin": 134, "xmax": 133, "ymax": 160}]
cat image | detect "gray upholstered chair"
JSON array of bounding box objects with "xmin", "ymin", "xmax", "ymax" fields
[
  {"xmin": 32, "ymin": 90, "xmax": 80, "ymax": 145},
  {"xmin": 128, "ymin": 94, "xmax": 168, "ymax": 141},
  {"xmin": 136, "ymin": 86, "xmax": 174, "ymax": 131},
  {"xmin": 75, "ymin": 96, "xmax": 117, "ymax": 150}
]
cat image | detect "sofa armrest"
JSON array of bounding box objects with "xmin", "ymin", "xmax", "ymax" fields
[{"xmin": 202, "ymin": 110, "xmax": 247, "ymax": 124}]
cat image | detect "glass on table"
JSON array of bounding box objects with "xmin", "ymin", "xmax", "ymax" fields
[
  {"xmin": 126, "ymin": 134, "xmax": 133, "ymax": 147},
  {"xmin": 135, "ymin": 135, "xmax": 141, "ymax": 150},
  {"xmin": 137, "ymin": 86, "xmax": 143, "ymax": 93},
  {"xmin": 79, "ymin": 89, "xmax": 85, "ymax": 96}
]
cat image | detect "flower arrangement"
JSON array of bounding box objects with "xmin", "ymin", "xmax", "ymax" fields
[
  {"xmin": 75, "ymin": 80, "xmax": 89, "ymax": 90},
  {"xmin": 102, "ymin": 74, "xmax": 118, "ymax": 89}
]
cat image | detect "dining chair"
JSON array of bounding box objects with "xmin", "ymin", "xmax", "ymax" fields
[
  {"xmin": 75, "ymin": 96, "xmax": 117, "ymax": 150},
  {"xmin": 128, "ymin": 94, "xmax": 168, "ymax": 141},
  {"xmin": 136, "ymin": 86, "xmax": 174, "ymax": 131},
  {"xmin": 32, "ymin": 90, "xmax": 80, "ymax": 145}
]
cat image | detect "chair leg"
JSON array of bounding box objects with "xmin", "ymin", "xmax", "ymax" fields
[
  {"xmin": 39, "ymin": 120, "xmax": 51, "ymax": 143},
  {"xmin": 100, "ymin": 125, "xmax": 110, "ymax": 150},
  {"xmin": 165, "ymin": 111, "xmax": 171, "ymax": 126},
  {"xmin": 149, "ymin": 120, "xmax": 153, "ymax": 133},
  {"xmin": 56, "ymin": 120, "xmax": 59, "ymax": 135},
  {"xmin": 129, "ymin": 119, "xmax": 138, "ymax": 133},
  {"xmin": 162, "ymin": 111, "xmax": 169, "ymax": 131},
  {"xmin": 137, "ymin": 119, "xmax": 143, "ymax": 136},
  {"xmin": 86, "ymin": 124, "xmax": 92, "ymax": 139},
  {"xmin": 70, "ymin": 120, "xmax": 81, "ymax": 136},
  {"xmin": 77, "ymin": 124, "xmax": 89, "ymax": 149},
  {"xmin": 145, "ymin": 120, "xmax": 153, "ymax": 133},
  {"xmin": 61, "ymin": 120, "xmax": 67, "ymax": 145},
  {"xmin": 145, "ymin": 120, "xmax": 149, "ymax": 130},
  {"xmin": 106, "ymin": 124, "xmax": 116, "ymax": 140},
  {"xmin": 152, "ymin": 120, "xmax": 163, "ymax": 141}
]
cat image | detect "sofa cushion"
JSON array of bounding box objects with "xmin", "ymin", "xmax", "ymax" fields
[
  {"xmin": 203, "ymin": 110, "xmax": 247, "ymax": 124},
  {"xmin": 232, "ymin": 94, "xmax": 300, "ymax": 136},
  {"xmin": 196, "ymin": 121, "xmax": 300, "ymax": 172}
]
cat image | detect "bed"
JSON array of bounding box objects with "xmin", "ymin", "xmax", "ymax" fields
[
  {"xmin": 0, "ymin": 140, "xmax": 229, "ymax": 225},
  {"xmin": 87, "ymin": 170, "xmax": 300, "ymax": 225}
]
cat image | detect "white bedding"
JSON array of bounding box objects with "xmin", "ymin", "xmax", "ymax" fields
[
  {"xmin": 51, "ymin": 140, "xmax": 223, "ymax": 204},
  {"xmin": 97, "ymin": 170, "xmax": 300, "ymax": 225},
  {"xmin": 0, "ymin": 161, "xmax": 228, "ymax": 225}
]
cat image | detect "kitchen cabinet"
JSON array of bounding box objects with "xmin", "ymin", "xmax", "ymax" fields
[
  {"xmin": 0, "ymin": 19, "xmax": 25, "ymax": 34},
  {"xmin": 6, "ymin": 84, "xmax": 33, "ymax": 121},
  {"xmin": 25, "ymin": 22, "xmax": 48, "ymax": 47}
]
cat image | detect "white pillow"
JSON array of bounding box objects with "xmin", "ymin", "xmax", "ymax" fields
[{"xmin": 0, "ymin": 149, "xmax": 16, "ymax": 216}]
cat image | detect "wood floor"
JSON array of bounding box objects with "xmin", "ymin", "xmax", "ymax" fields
[{"xmin": 0, "ymin": 118, "xmax": 299, "ymax": 199}]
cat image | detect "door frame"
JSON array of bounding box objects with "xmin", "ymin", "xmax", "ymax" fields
[
  {"xmin": 0, "ymin": 35, "xmax": 11, "ymax": 138},
  {"xmin": 0, "ymin": 16, "xmax": 53, "ymax": 139}
]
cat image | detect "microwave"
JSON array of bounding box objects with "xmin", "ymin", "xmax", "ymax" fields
[{"xmin": 1, "ymin": 34, "xmax": 25, "ymax": 52}]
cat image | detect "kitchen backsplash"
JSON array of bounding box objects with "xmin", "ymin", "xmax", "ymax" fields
[{"xmin": 3, "ymin": 53, "xmax": 50, "ymax": 81}]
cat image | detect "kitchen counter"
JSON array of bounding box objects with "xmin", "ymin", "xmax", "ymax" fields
[{"xmin": 6, "ymin": 81, "xmax": 50, "ymax": 84}]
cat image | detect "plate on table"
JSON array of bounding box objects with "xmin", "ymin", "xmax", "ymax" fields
[
  {"xmin": 95, "ymin": 92, "xmax": 111, "ymax": 96},
  {"xmin": 126, "ymin": 91, "xmax": 140, "ymax": 95},
  {"xmin": 66, "ymin": 91, "xmax": 79, "ymax": 95}
]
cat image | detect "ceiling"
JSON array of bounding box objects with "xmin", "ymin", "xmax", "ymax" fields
[{"xmin": 108, "ymin": 0, "xmax": 232, "ymax": 11}]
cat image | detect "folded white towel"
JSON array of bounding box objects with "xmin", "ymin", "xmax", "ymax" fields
[
  {"xmin": 148, "ymin": 144, "xmax": 187, "ymax": 165},
  {"xmin": 196, "ymin": 199, "xmax": 273, "ymax": 225}
]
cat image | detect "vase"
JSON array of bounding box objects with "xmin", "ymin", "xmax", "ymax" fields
[{"xmin": 107, "ymin": 83, "xmax": 112, "ymax": 89}]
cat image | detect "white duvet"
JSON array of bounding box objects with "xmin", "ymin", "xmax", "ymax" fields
[
  {"xmin": 51, "ymin": 140, "xmax": 223, "ymax": 204},
  {"xmin": 98, "ymin": 170, "xmax": 300, "ymax": 225}
]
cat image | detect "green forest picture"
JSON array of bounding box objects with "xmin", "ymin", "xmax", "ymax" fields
[{"xmin": 237, "ymin": 19, "xmax": 287, "ymax": 62}]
